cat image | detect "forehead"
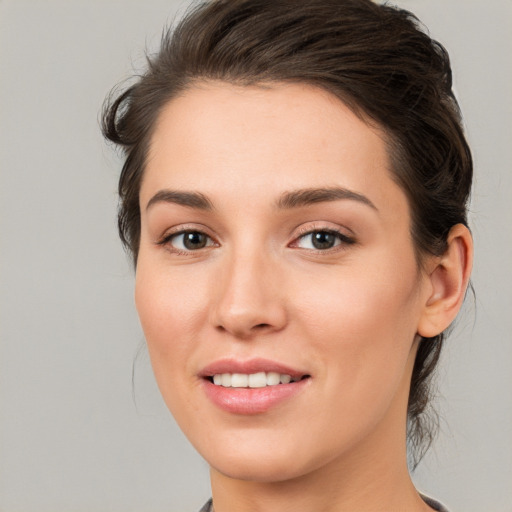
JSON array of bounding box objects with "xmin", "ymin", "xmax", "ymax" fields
[{"xmin": 143, "ymin": 81, "xmax": 406, "ymax": 218}]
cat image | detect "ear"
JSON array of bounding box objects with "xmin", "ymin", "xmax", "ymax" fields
[{"xmin": 417, "ymin": 224, "xmax": 473, "ymax": 338}]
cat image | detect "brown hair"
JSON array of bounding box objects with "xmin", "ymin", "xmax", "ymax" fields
[{"xmin": 102, "ymin": 0, "xmax": 473, "ymax": 467}]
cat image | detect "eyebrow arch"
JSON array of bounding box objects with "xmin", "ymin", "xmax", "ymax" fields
[
  {"xmin": 146, "ymin": 190, "xmax": 214, "ymax": 211},
  {"xmin": 275, "ymin": 187, "xmax": 378, "ymax": 211}
]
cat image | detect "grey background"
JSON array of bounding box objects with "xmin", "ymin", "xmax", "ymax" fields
[{"xmin": 0, "ymin": 0, "xmax": 510, "ymax": 511}]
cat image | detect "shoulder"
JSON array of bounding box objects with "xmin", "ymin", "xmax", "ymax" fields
[
  {"xmin": 420, "ymin": 493, "xmax": 451, "ymax": 512},
  {"xmin": 199, "ymin": 496, "xmax": 450, "ymax": 512},
  {"xmin": 198, "ymin": 498, "xmax": 213, "ymax": 512}
]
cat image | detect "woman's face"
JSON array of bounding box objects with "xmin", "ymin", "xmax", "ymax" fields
[{"xmin": 136, "ymin": 82, "xmax": 433, "ymax": 482}]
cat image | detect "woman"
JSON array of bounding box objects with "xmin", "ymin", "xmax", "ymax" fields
[{"xmin": 102, "ymin": 1, "xmax": 473, "ymax": 510}]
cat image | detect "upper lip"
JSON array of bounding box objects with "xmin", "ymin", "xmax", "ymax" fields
[{"xmin": 199, "ymin": 358, "xmax": 308, "ymax": 379}]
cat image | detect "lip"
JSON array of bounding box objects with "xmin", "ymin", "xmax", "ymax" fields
[{"xmin": 199, "ymin": 358, "xmax": 311, "ymax": 415}]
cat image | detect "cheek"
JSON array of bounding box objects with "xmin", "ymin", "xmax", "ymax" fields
[
  {"xmin": 136, "ymin": 258, "xmax": 207, "ymax": 332},
  {"xmin": 285, "ymin": 266, "xmax": 421, "ymax": 456},
  {"xmin": 296, "ymin": 260, "xmax": 420, "ymax": 338},
  {"xmin": 292, "ymin": 256, "xmax": 422, "ymax": 391},
  {"xmin": 134, "ymin": 261, "xmax": 209, "ymax": 393}
]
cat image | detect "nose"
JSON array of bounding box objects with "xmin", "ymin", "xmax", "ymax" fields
[{"xmin": 210, "ymin": 250, "xmax": 288, "ymax": 339}]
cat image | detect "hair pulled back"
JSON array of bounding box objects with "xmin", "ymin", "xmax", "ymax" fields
[{"xmin": 102, "ymin": 0, "xmax": 472, "ymax": 467}]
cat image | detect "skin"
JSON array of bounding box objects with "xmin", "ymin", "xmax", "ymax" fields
[{"xmin": 135, "ymin": 82, "xmax": 472, "ymax": 512}]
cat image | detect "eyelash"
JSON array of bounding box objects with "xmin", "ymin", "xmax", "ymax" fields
[
  {"xmin": 156, "ymin": 226, "xmax": 355, "ymax": 255},
  {"xmin": 292, "ymin": 227, "xmax": 356, "ymax": 252},
  {"xmin": 157, "ymin": 228, "xmax": 217, "ymax": 256}
]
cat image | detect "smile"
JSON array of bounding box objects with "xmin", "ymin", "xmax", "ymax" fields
[
  {"xmin": 211, "ymin": 372, "xmax": 301, "ymax": 388},
  {"xmin": 200, "ymin": 359, "xmax": 311, "ymax": 414}
]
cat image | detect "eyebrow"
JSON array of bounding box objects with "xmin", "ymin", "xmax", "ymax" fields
[
  {"xmin": 275, "ymin": 187, "xmax": 377, "ymax": 211},
  {"xmin": 146, "ymin": 190, "xmax": 214, "ymax": 211},
  {"xmin": 145, "ymin": 186, "xmax": 377, "ymax": 213}
]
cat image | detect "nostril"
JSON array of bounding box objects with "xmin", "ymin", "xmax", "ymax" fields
[{"xmin": 253, "ymin": 323, "xmax": 271, "ymax": 330}]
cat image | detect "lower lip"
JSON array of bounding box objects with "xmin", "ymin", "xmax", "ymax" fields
[{"xmin": 201, "ymin": 378, "xmax": 309, "ymax": 414}]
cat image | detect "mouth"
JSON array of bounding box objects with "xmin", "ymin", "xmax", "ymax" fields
[{"xmin": 199, "ymin": 359, "xmax": 311, "ymax": 414}]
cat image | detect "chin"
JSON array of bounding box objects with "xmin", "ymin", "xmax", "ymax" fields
[
  {"xmin": 200, "ymin": 434, "xmax": 337, "ymax": 484},
  {"xmin": 211, "ymin": 456, "xmax": 309, "ymax": 483}
]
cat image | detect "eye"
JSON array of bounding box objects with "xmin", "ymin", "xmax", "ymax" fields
[
  {"xmin": 294, "ymin": 230, "xmax": 354, "ymax": 250},
  {"xmin": 163, "ymin": 230, "xmax": 215, "ymax": 252}
]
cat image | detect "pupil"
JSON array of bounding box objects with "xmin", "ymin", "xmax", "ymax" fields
[
  {"xmin": 312, "ymin": 231, "xmax": 335, "ymax": 249},
  {"xmin": 183, "ymin": 231, "xmax": 207, "ymax": 250}
]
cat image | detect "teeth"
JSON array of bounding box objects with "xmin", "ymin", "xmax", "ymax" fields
[
  {"xmin": 266, "ymin": 372, "xmax": 280, "ymax": 386},
  {"xmin": 279, "ymin": 374, "xmax": 291, "ymax": 384},
  {"xmin": 211, "ymin": 372, "xmax": 299, "ymax": 388},
  {"xmin": 231, "ymin": 373, "xmax": 248, "ymax": 387},
  {"xmin": 248, "ymin": 372, "xmax": 266, "ymax": 388}
]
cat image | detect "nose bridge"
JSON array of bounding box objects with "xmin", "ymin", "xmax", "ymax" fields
[{"xmin": 211, "ymin": 239, "xmax": 286, "ymax": 338}]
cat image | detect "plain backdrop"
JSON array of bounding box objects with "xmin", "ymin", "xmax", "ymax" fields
[{"xmin": 1, "ymin": 1, "xmax": 511, "ymax": 511}]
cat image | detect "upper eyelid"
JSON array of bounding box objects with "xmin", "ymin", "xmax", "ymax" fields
[
  {"xmin": 157, "ymin": 229, "xmax": 217, "ymax": 255},
  {"xmin": 289, "ymin": 223, "xmax": 357, "ymax": 249},
  {"xmin": 292, "ymin": 230, "xmax": 354, "ymax": 245},
  {"xmin": 293, "ymin": 222, "xmax": 355, "ymax": 238},
  {"xmin": 155, "ymin": 222, "xmax": 355, "ymax": 247},
  {"xmin": 157, "ymin": 223, "xmax": 217, "ymax": 242}
]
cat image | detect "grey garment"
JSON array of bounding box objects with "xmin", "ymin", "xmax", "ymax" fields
[
  {"xmin": 198, "ymin": 494, "xmax": 450, "ymax": 512},
  {"xmin": 198, "ymin": 499, "xmax": 212, "ymax": 512},
  {"xmin": 421, "ymin": 493, "xmax": 451, "ymax": 512}
]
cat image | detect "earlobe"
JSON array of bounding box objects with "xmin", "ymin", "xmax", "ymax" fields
[{"xmin": 417, "ymin": 224, "xmax": 473, "ymax": 338}]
